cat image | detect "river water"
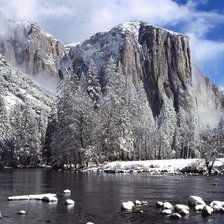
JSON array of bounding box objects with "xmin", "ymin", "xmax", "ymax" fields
[{"xmin": 0, "ymin": 169, "xmax": 224, "ymax": 224}]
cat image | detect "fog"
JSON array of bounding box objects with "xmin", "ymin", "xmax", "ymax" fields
[{"xmin": 192, "ymin": 65, "xmax": 223, "ymax": 129}]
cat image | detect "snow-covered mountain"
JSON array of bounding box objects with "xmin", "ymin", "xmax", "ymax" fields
[
  {"xmin": 0, "ymin": 14, "xmax": 223, "ymax": 166},
  {"xmin": 55, "ymin": 21, "xmax": 224, "ymax": 164},
  {"xmin": 65, "ymin": 21, "xmax": 194, "ymax": 115},
  {"xmin": 0, "ymin": 12, "xmax": 65, "ymax": 91}
]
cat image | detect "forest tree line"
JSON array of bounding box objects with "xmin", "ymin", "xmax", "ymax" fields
[{"xmin": 49, "ymin": 57, "xmax": 224, "ymax": 167}]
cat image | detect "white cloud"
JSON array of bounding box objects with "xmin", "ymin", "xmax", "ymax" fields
[
  {"xmin": 5, "ymin": 0, "xmax": 38, "ymax": 21},
  {"xmin": 1, "ymin": 0, "xmax": 73, "ymax": 21},
  {"xmin": 189, "ymin": 33, "xmax": 224, "ymax": 65},
  {"xmin": 0, "ymin": 0, "xmax": 223, "ymax": 85},
  {"xmin": 1, "ymin": 0, "xmax": 223, "ymax": 42}
]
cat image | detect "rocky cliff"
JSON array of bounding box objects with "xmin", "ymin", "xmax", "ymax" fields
[
  {"xmin": 0, "ymin": 15, "xmax": 223, "ymax": 166},
  {"xmin": 0, "ymin": 12, "xmax": 65, "ymax": 91},
  {"xmin": 65, "ymin": 22, "xmax": 195, "ymax": 115},
  {"xmin": 0, "ymin": 55, "xmax": 55, "ymax": 166},
  {"xmin": 56, "ymin": 21, "xmax": 224, "ymax": 163}
]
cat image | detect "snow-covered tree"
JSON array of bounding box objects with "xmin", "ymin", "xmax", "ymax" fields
[
  {"xmin": 86, "ymin": 59, "xmax": 101, "ymax": 105},
  {"xmin": 157, "ymin": 98, "xmax": 177, "ymax": 159},
  {"xmin": 199, "ymin": 125, "xmax": 223, "ymax": 174},
  {"xmin": 128, "ymin": 82, "xmax": 156, "ymax": 160},
  {"xmin": 51, "ymin": 64, "xmax": 104, "ymax": 167},
  {"xmin": 100, "ymin": 57, "xmax": 133, "ymax": 160}
]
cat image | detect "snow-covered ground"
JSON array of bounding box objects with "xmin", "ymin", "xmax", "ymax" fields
[{"xmin": 85, "ymin": 158, "xmax": 224, "ymax": 175}]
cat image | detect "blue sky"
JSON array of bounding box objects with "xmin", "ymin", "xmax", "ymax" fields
[{"xmin": 0, "ymin": 0, "xmax": 223, "ymax": 88}]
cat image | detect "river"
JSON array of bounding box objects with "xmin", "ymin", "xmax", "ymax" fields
[{"xmin": 0, "ymin": 169, "xmax": 224, "ymax": 224}]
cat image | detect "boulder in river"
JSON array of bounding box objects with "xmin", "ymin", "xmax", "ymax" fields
[
  {"xmin": 121, "ymin": 201, "xmax": 135, "ymax": 211},
  {"xmin": 63, "ymin": 189, "xmax": 71, "ymax": 194},
  {"xmin": 175, "ymin": 204, "xmax": 189, "ymax": 212},
  {"xmin": 65, "ymin": 199, "xmax": 75, "ymax": 205},
  {"xmin": 142, "ymin": 201, "xmax": 148, "ymax": 205},
  {"xmin": 8, "ymin": 193, "xmax": 57, "ymax": 201},
  {"xmin": 210, "ymin": 201, "xmax": 224, "ymax": 213},
  {"xmin": 212, "ymin": 205, "xmax": 223, "ymax": 213},
  {"xmin": 160, "ymin": 209, "xmax": 172, "ymax": 215},
  {"xmin": 201, "ymin": 205, "xmax": 213, "ymax": 216},
  {"xmin": 42, "ymin": 195, "xmax": 58, "ymax": 203},
  {"xmin": 170, "ymin": 213, "xmax": 182, "ymax": 219},
  {"xmin": 194, "ymin": 204, "xmax": 204, "ymax": 211},
  {"xmin": 135, "ymin": 200, "xmax": 142, "ymax": 206},
  {"xmin": 179, "ymin": 209, "xmax": 189, "ymax": 216},
  {"xmin": 18, "ymin": 210, "xmax": 26, "ymax": 215},
  {"xmin": 156, "ymin": 201, "xmax": 163, "ymax": 208},
  {"xmin": 210, "ymin": 201, "xmax": 224, "ymax": 208},
  {"xmin": 188, "ymin": 196, "xmax": 205, "ymax": 207},
  {"xmin": 163, "ymin": 202, "xmax": 173, "ymax": 210}
]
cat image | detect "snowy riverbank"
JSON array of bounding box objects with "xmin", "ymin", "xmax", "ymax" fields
[{"xmin": 84, "ymin": 158, "xmax": 224, "ymax": 175}]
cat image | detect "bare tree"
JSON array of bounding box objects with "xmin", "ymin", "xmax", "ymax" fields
[{"xmin": 199, "ymin": 126, "xmax": 223, "ymax": 174}]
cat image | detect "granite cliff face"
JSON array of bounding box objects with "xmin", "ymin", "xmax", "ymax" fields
[
  {"xmin": 66, "ymin": 22, "xmax": 194, "ymax": 115},
  {"xmin": 0, "ymin": 12, "xmax": 65, "ymax": 91},
  {"xmin": 57, "ymin": 21, "xmax": 223, "ymax": 162},
  {"xmin": 0, "ymin": 55, "xmax": 55, "ymax": 166}
]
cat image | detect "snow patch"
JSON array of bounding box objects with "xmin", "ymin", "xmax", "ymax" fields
[
  {"xmin": 120, "ymin": 21, "xmax": 140, "ymax": 37},
  {"xmin": 102, "ymin": 158, "xmax": 206, "ymax": 173}
]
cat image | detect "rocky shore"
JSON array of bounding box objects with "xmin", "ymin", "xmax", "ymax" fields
[
  {"xmin": 2, "ymin": 158, "xmax": 224, "ymax": 176},
  {"xmin": 82, "ymin": 158, "xmax": 224, "ymax": 175}
]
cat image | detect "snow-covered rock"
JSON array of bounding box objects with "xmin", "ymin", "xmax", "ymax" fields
[
  {"xmin": 194, "ymin": 204, "xmax": 204, "ymax": 211},
  {"xmin": 8, "ymin": 193, "xmax": 57, "ymax": 201},
  {"xmin": 135, "ymin": 200, "xmax": 142, "ymax": 206},
  {"xmin": 201, "ymin": 205, "xmax": 213, "ymax": 216},
  {"xmin": 163, "ymin": 202, "xmax": 173, "ymax": 210},
  {"xmin": 160, "ymin": 209, "xmax": 172, "ymax": 215},
  {"xmin": 212, "ymin": 205, "xmax": 223, "ymax": 213},
  {"xmin": 175, "ymin": 204, "xmax": 189, "ymax": 212},
  {"xmin": 18, "ymin": 210, "xmax": 26, "ymax": 215},
  {"xmin": 156, "ymin": 201, "xmax": 164, "ymax": 208},
  {"xmin": 42, "ymin": 195, "xmax": 58, "ymax": 203},
  {"xmin": 179, "ymin": 209, "xmax": 189, "ymax": 216},
  {"xmin": 170, "ymin": 213, "xmax": 182, "ymax": 219},
  {"xmin": 63, "ymin": 189, "xmax": 71, "ymax": 194},
  {"xmin": 210, "ymin": 201, "xmax": 224, "ymax": 213},
  {"xmin": 65, "ymin": 199, "xmax": 75, "ymax": 205},
  {"xmin": 121, "ymin": 201, "xmax": 135, "ymax": 210},
  {"xmin": 188, "ymin": 196, "xmax": 206, "ymax": 207},
  {"xmin": 142, "ymin": 201, "xmax": 148, "ymax": 205},
  {"xmin": 210, "ymin": 200, "xmax": 224, "ymax": 208}
]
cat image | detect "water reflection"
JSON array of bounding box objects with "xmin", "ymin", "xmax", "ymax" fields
[{"xmin": 0, "ymin": 169, "xmax": 223, "ymax": 223}]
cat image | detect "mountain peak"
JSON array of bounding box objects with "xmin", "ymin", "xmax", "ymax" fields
[
  {"xmin": 115, "ymin": 20, "xmax": 186, "ymax": 38},
  {"xmin": 0, "ymin": 12, "xmax": 65, "ymax": 92}
]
